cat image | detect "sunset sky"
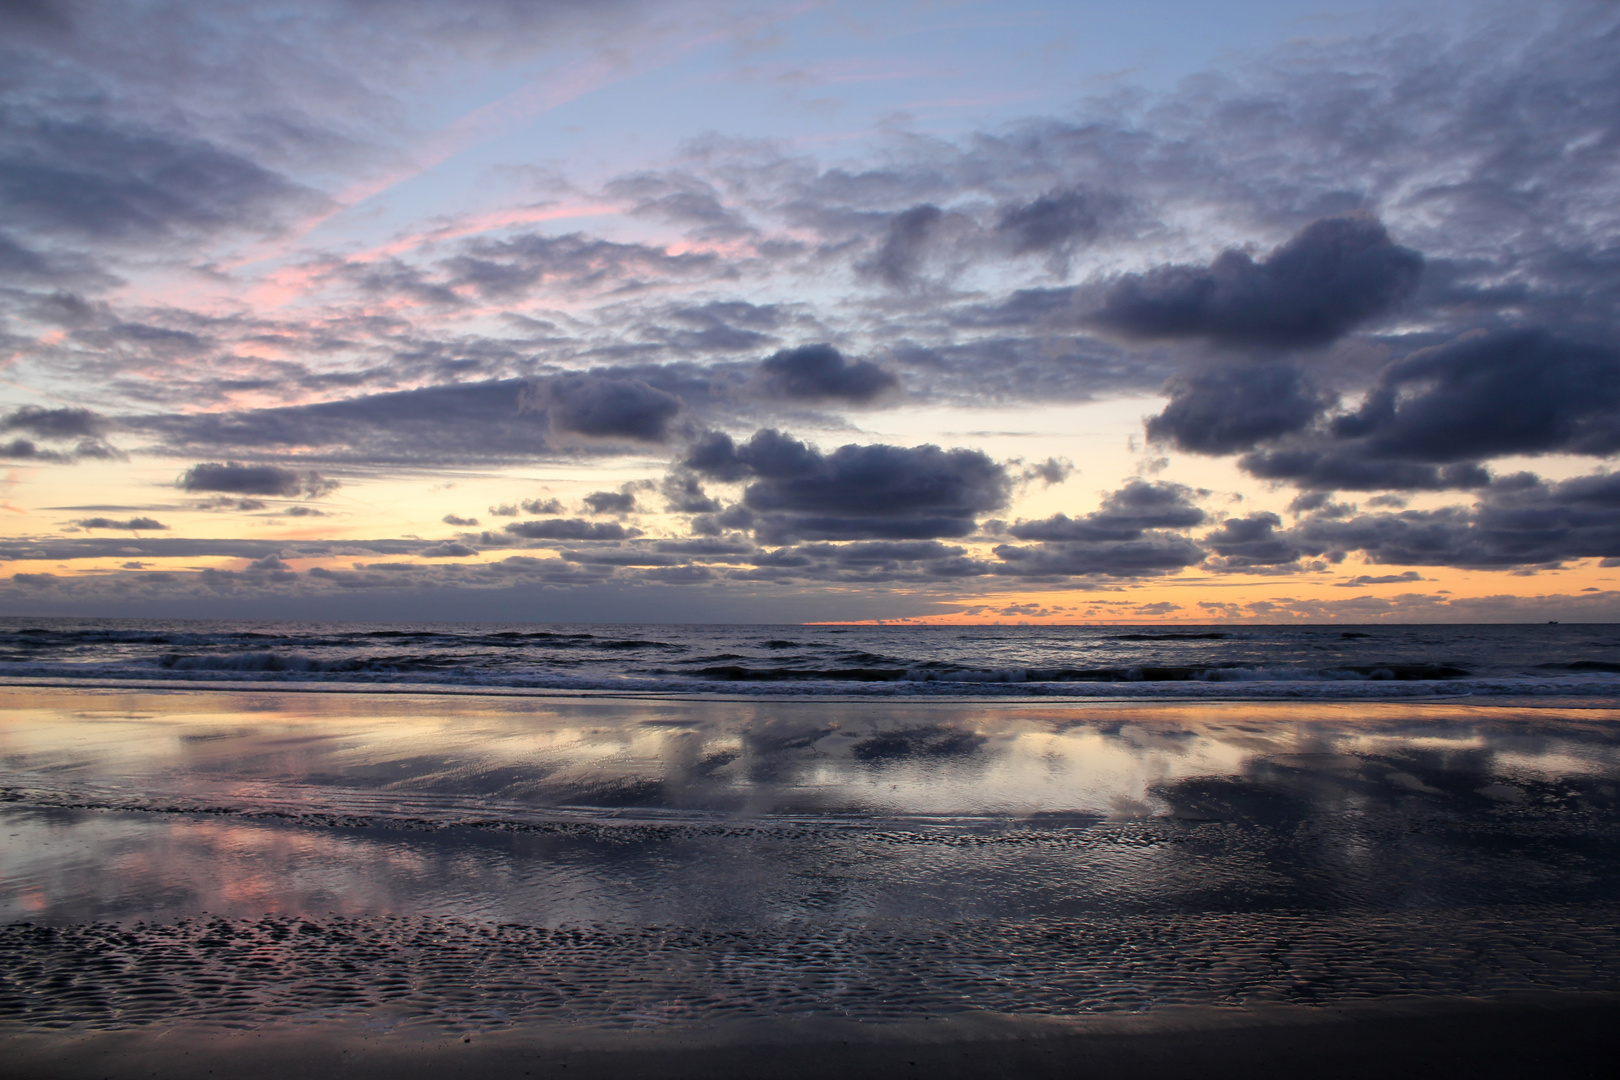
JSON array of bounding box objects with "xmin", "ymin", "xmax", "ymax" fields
[{"xmin": 2, "ymin": 0, "xmax": 1618, "ymax": 624}]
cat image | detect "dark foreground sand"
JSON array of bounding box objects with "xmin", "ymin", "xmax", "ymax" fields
[{"xmin": 5, "ymin": 994, "xmax": 1618, "ymax": 1080}]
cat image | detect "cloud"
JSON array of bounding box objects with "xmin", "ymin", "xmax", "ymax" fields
[
  {"xmin": 438, "ymin": 231, "xmax": 723, "ymax": 300},
  {"xmin": 992, "ymin": 534, "xmax": 1205, "ymax": 578},
  {"xmin": 442, "ymin": 513, "xmax": 479, "ymax": 526},
  {"xmin": 194, "ymin": 495, "xmax": 267, "ymax": 511},
  {"xmin": 0, "ymin": 536, "xmax": 423, "ymax": 561},
  {"xmin": 1008, "ymin": 480, "xmax": 1207, "ymax": 542},
  {"xmin": 0, "ymin": 232, "xmax": 114, "ymax": 287},
  {"xmin": 0, "ymin": 406, "xmax": 111, "ymax": 440},
  {"xmin": 1020, "ymin": 457, "xmax": 1074, "ymax": 487},
  {"xmin": 1238, "ymin": 450, "xmax": 1492, "ymax": 492},
  {"xmin": 1329, "ymin": 328, "xmax": 1620, "ymax": 461},
  {"xmin": 1202, "ymin": 512, "xmax": 1309, "ymax": 569},
  {"xmin": 524, "ymin": 373, "xmax": 683, "ymax": 443},
  {"xmin": 993, "ymin": 480, "xmax": 1208, "ymax": 578},
  {"xmin": 995, "ymin": 188, "xmax": 1107, "ymax": 256},
  {"xmin": 0, "ymin": 406, "xmax": 122, "ymax": 462},
  {"xmin": 661, "ymin": 473, "xmax": 720, "ymax": 513},
  {"xmin": 582, "ymin": 490, "xmax": 638, "ymax": 515},
  {"xmin": 1147, "ymin": 364, "xmax": 1333, "ymax": 455},
  {"xmin": 1088, "ymin": 215, "xmax": 1423, "ymax": 347},
  {"xmin": 0, "ymin": 116, "xmax": 314, "ymax": 243},
  {"xmin": 1291, "ymin": 471, "xmax": 1620, "ymax": 568},
  {"xmin": 1190, "ymin": 328, "xmax": 1620, "ymax": 492},
  {"xmin": 1337, "ymin": 571, "xmax": 1426, "ymax": 587},
  {"xmin": 859, "ymin": 204, "xmax": 944, "ymax": 287},
  {"xmin": 8, "ymin": 2, "xmax": 1620, "ymax": 617},
  {"xmin": 142, "ymin": 382, "xmax": 555, "ymax": 464},
  {"xmin": 754, "ymin": 343, "xmax": 897, "ymax": 404},
  {"xmin": 72, "ymin": 516, "xmax": 168, "ymax": 531},
  {"xmin": 682, "ymin": 428, "xmax": 1009, "ymax": 541},
  {"xmin": 502, "ymin": 519, "xmax": 636, "ymax": 541},
  {"xmin": 420, "ymin": 542, "xmax": 478, "ymax": 558},
  {"xmin": 1, "ymin": 438, "xmax": 72, "ymax": 463},
  {"xmin": 178, "ymin": 461, "xmax": 337, "ymax": 497}
]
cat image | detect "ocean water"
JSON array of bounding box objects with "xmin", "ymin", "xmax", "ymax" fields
[
  {"xmin": 1, "ymin": 617, "xmax": 1619, "ymax": 699},
  {"xmin": 2, "ymin": 622, "xmax": 1619, "ymax": 1036}
]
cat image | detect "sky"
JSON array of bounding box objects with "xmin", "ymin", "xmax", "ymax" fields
[{"xmin": 2, "ymin": 0, "xmax": 1618, "ymax": 625}]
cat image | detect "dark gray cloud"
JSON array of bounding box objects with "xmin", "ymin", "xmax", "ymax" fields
[
  {"xmin": 1089, "ymin": 215, "xmax": 1423, "ymax": 347},
  {"xmin": 1291, "ymin": 471, "xmax": 1620, "ymax": 568},
  {"xmin": 991, "ymin": 534, "xmax": 1205, "ymax": 579},
  {"xmin": 1238, "ymin": 449, "xmax": 1492, "ymax": 493},
  {"xmin": 140, "ymin": 382, "xmax": 557, "ymax": 464},
  {"xmin": 1147, "ymin": 364, "xmax": 1333, "ymax": 455},
  {"xmin": 995, "ymin": 189, "xmax": 1106, "ymax": 256},
  {"xmin": 72, "ymin": 516, "xmax": 168, "ymax": 531},
  {"xmin": 716, "ymin": 538, "xmax": 989, "ymax": 585},
  {"xmin": 660, "ymin": 473, "xmax": 721, "ymax": 514},
  {"xmin": 1330, "ymin": 328, "xmax": 1620, "ymax": 461},
  {"xmin": 1008, "ymin": 480, "xmax": 1206, "ymax": 542},
  {"xmin": 1020, "ymin": 457, "xmax": 1074, "ymax": 486},
  {"xmin": 683, "ymin": 428, "xmax": 1010, "ymax": 541},
  {"xmin": 0, "ymin": 116, "xmax": 315, "ymax": 243},
  {"xmin": 0, "ymin": 405, "xmax": 121, "ymax": 462},
  {"xmin": 1, "ymin": 406, "xmax": 111, "ymax": 439},
  {"xmin": 1338, "ymin": 571, "xmax": 1425, "ymax": 587},
  {"xmin": 1193, "ymin": 328, "xmax": 1620, "ymax": 492},
  {"xmin": 754, "ymin": 344, "xmax": 897, "ymax": 404},
  {"xmin": 420, "ymin": 542, "xmax": 478, "ymax": 558},
  {"xmin": 442, "ymin": 514, "xmax": 479, "ymax": 527},
  {"xmin": 0, "ymin": 233, "xmax": 115, "ymax": 288},
  {"xmin": 1, "ymin": 438, "xmax": 71, "ymax": 463},
  {"xmin": 860, "ymin": 204, "xmax": 943, "ymax": 287},
  {"xmin": 525, "ymin": 374, "xmax": 684, "ymax": 443},
  {"xmin": 991, "ymin": 482, "xmax": 1211, "ymax": 579},
  {"xmin": 0, "ymin": 536, "xmax": 424, "ymax": 563},
  {"xmin": 244, "ymin": 553, "xmax": 293, "ymax": 574},
  {"xmin": 178, "ymin": 462, "xmax": 336, "ymax": 497},
  {"xmin": 502, "ymin": 519, "xmax": 636, "ymax": 541},
  {"xmin": 582, "ymin": 490, "xmax": 638, "ymax": 515},
  {"xmin": 992, "ymin": 480, "xmax": 1209, "ymax": 578},
  {"xmin": 1202, "ymin": 512, "xmax": 1308, "ymax": 569}
]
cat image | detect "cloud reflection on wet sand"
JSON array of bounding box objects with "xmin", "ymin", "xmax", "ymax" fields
[{"xmin": 2, "ymin": 688, "xmax": 1618, "ymax": 1030}]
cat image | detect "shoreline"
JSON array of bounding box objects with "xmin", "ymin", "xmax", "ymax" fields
[
  {"xmin": 2, "ymin": 674, "xmax": 1612, "ymax": 709},
  {"xmin": 4, "ymin": 993, "xmax": 1617, "ymax": 1079}
]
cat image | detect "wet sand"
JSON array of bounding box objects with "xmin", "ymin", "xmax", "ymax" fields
[
  {"xmin": 3, "ymin": 686, "xmax": 1619, "ymax": 1075},
  {"xmin": 5, "ymin": 994, "xmax": 1618, "ymax": 1079}
]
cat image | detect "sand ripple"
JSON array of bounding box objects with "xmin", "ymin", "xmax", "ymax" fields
[{"xmin": 4, "ymin": 906, "xmax": 1619, "ymax": 1033}]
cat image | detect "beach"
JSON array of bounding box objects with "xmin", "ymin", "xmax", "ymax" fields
[
  {"xmin": 5, "ymin": 994, "xmax": 1619, "ymax": 1079},
  {"xmin": 3, "ymin": 675, "xmax": 1619, "ymax": 1075}
]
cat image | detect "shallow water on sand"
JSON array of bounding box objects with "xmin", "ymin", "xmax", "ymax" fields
[{"xmin": 2, "ymin": 688, "xmax": 1619, "ymax": 1031}]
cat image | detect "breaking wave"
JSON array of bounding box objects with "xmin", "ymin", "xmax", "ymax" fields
[{"xmin": 0, "ymin": 617, "xmax": 1617, "ymax": 700}]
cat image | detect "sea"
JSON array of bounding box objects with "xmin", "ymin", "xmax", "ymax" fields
[
  {"xmin": 1, "ymin": 617, "xmax": 1618, "ymax": 699},
  {"xmin": 2, "ymin": 618, "xmax": 1618, "ymax": 1039}
]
